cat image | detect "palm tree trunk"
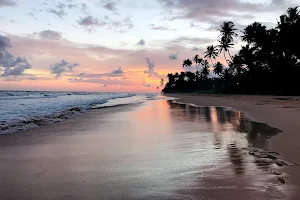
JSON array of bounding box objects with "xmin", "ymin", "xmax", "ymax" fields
[
  {"xmin": 210, "ymin": 58, "xmax": 214, "ymax": 67},
  {"xmin": 227, "ymin": 50, "xmax": 233, "ymax": 61},
  {"xmin": 223, "ymin": 51, "xmax": 230, "ymax": 66}
]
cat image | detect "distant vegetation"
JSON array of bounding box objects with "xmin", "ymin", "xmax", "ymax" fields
[{"xmin": 162, "ymin": 7, "xmax": 300, "ymax": 95}]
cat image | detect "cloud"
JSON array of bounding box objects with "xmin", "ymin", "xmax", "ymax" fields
[
  {"xmin": 78, "ymin": 16, "xmax": 133, "ymax": 32},
  {"xmin": 49, "ymin": 9, "xmax": 66, "ymax": 19},
  {"xmin": 168, "ymin": 51, "xmax": 179, "ymax": 60},
  {"xmin": 50, "ymin": 60, "xmax": 79, "ymax": 78},
  {"xmin": 157, "ymin": 0, "xmax": 288, "ymax": 23},
  {"xmin": 37, "ymin": 30, "xmax": 63, "ymax": 40},
  {"xmin": 0, "ymin": 35, "xmax": 32, "ymax": 77},
  {"xmin": 192, "ymin": 47, "xmax": 200, "ymax": 51},
  {"xmin": 81, "ymin": 3, "xmax": 88, "ymax": 12},
  {"xmin": 149, "ymin": 24, "xmax": 169, "ymax": 30},
  {"xmin": 137, "ymin": 39, "xmax": 145, "ymax": 46},
  {"xmin": 102, "ymin": 0, "xmax": 118, "ymax": 12},
  {"xmin": 68, "ymin": 4, "xmax": 76, "ymax": 9},
  {"xmin": 144, "ymin": 57, "xmax": 157, "ymax": 76},
  {"xmin": 107, "ymin": 17, "xmax": 133, "ymax": 33},
  {"xmin": 112, "ymin": 66, "xmax": 124, "ymax": 74},
  {"xmin": 0, "ymin": 0, "xmax": 16, "ymax": 7},
  {"xmin": 78, "ymin": 16, "xmax": 104, "ymax": 26},
  {"xmin": 57, "ymin": 3, "xmax": 66, "ymax": 9}
]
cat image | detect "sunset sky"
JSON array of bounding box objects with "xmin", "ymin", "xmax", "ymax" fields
[{"xmin": 0, "ymin": 0, "xmax": 298, "ymax": 92}]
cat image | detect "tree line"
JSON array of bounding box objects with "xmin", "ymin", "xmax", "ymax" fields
[{"xmin": 162, "ymin": 7, "xmax": 300, "ymax": 95}]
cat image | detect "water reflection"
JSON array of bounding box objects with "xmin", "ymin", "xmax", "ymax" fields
[{"xmin": 167, "ymin": 100, "xmax": 282, "ymax": 174}]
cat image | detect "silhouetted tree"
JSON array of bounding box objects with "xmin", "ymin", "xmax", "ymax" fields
[
  {"xmin": 204, "ymin": 45, "xmax": 219, "ymax": 65},
  {"xmin": 162, "ymin": 7, "xmax": 300, "ymax": 95}
]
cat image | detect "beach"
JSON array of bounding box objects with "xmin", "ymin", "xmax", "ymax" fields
[
  {"xmin": 0, "ymin": 95, "xmax": 298, "ymax": 199},
  {"xmin": 167, "ymin": 93, "xmax": 300, "ymax": 199}
]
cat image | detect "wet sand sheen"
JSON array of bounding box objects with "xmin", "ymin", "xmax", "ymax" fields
[{"xmin": 0, "ymin": 100, "xmax": 291, "ymax": 199}]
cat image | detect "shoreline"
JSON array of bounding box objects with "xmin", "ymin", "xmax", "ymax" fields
[
  {"xmin": 0, "ymin": 97, "xmax": 299, "ymax": 199},
  {"xmin": 166, "ymin": 93, "xmax": 300, "ymax": 200}
]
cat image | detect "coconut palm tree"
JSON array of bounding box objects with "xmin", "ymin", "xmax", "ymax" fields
[
  {"xmin": 218, "ymin": 37, "xmax": 234, "ymax": 65},
  {"xmin": 241, "ymin": 22, "xmax": 267, "ymax": 46},
  {"xmin": 218, "ymin": 21, "xmax": 237, "ymax": 62},
  {"xmin": 201, "ymin": 60, "xmax": 210, "ymax": 80},
  {"xmin": 193, "ymin": 55, "xmax": 204, "ymax": 71},
  {"xmin": 182, "ymin": 59, "xmax": 193, "ymax": 71},
  {"xmin": 213, "ymin": 62, "xmax": 224, "ymax": 77},
  {"xmin": 219, "ymin": 21, "xmax": 238, "ymax": 42},
  {"xmin": 204, "ymin": 45, "xmax": 219, "ymax": 66}
]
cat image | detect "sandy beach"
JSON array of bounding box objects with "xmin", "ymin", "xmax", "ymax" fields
[
  {"xmin": 0, "ymin": 96, "xmax": 298, "ymax": 199},
  {"xmin": 167, "ymin": 93, "xmax": 300, "ymax": 199}
]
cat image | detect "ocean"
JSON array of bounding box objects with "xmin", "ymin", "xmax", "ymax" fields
[{"xmin": 0, "ymin": 91, "xmax": 157, "ymax": 135}]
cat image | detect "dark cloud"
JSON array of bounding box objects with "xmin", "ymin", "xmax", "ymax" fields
[
  {"xmin": 149, "ymin": 24, "xmax": 169, "ymax": 30},
  {"xmin": 78, "ymin": 16, "xmax": 104, "ymax": 26},
  {"xmin": 50, "ymin": 60, "xmax": 79, "ymax": 78},
  {"xmin": 112, "ymin": 66, "xmax": 124, "ymax": 74},
  {"xmin": 37, "ymin": 30, "xmax": 62, "ymax": 40},
  {"xmin": 168, "ymin": 51, "xmax": 179, "ymax": 60},
  {"xmin": 49, "ymin": 9, "xmax": 66, "ymax": 19},
  {"xmin": 137, "ymin": 39, "xmax": 145, "ymax": 46},
  {"xmin": 0, "ymin": 0, "xmax": 16, "ymax": 7},
  {"xmin": 102, "ymin": 0, "xmax": 118, "ymax": 12},
  {"xmin": 0, "ymin": 35, "xmax": 32, "ymax": 77},
  {"xmin": 157, "ymin": 0, "xmax": 287, "ymax": 23}
]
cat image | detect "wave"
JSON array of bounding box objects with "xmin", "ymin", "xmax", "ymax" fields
[{"xmin": 0, "ymin": 92, "xmax": 140, "ymax": 135}]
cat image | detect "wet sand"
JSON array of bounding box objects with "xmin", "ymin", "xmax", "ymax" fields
[
  {"xmin": 167, "ymin": 93, "xmax": 300, "ymax": 200},
  {"xmin": 0, "ymin": 99, "xmax": 296, "ymax": 199}
]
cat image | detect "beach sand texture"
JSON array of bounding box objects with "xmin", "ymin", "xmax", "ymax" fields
[{"xmin": 0, "ymin": 97, "xmax": 298, "ymax": 199}]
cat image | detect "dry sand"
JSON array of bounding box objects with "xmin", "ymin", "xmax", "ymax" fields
[{"xmin": 167, "ymin": 93, "xmax": 300, "ymax": 200}]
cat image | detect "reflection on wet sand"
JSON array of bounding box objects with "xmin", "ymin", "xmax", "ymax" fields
[
  {"xmin": 167, "ymin": 100, "xmax": 291, "ymax": 199},
  {"xmin": 0, "ymin": 100, "xmax": 291, "ymax": 200}
]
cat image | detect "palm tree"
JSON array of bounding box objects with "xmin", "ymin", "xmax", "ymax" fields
[
  {"xmin": 219, "ymin": 21, "xmax": 238, "ymax": 42},
  {"xmin": 229, "ymin": 55, "xmax": 244, "ymax": 76},
  {"xmin": 218, "ymin": 21, "xmax": 237, "ymax": 63},
  {"xmin": 241, "ymin": 22, "xmax": 267, "ymax": 46},
  {"xmin": 218, "ymin": 37, "xmax": 234, "ymax": 65},
  {"xmin": 204, "ymin": 45, "xmax": 219, "ymax": 66},
  {"xmin": 182, "ymin": 59, "xmax": 193, "ymax": 71},
  {"xmin": 201, "ymin": 60, "xmax": 210, "ymax": 80},
  {"xmin": 193, "ymin": 55, "xmax": 204, "ymax": 71},
  {"xmin": 213, "ymin": 62, "xmax": 224, "ymax": 77}
]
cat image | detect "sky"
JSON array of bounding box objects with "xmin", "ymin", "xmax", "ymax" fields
[{"xmin": 0, "ymin": 0, "xmax": 298, "ymax": 92}]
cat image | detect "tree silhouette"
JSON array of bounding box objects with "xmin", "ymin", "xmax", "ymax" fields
[
  {"xmin": 162, "ymin": 7, "xmax": 300, "ymax": 95},
  {"xmin": 182, "ymin": 59, "xmax": 193, "ymax": 71},
  {"xmin": 204, "ymin": 45, "xmax": 219, "ymax": 66},
  {"xmin": 213, "ymin": 62, "xmax": 224, "ymax": 77},
  {"xmin": 218, "ymin": 21, "xmax": 237, "ymax": 63}
]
